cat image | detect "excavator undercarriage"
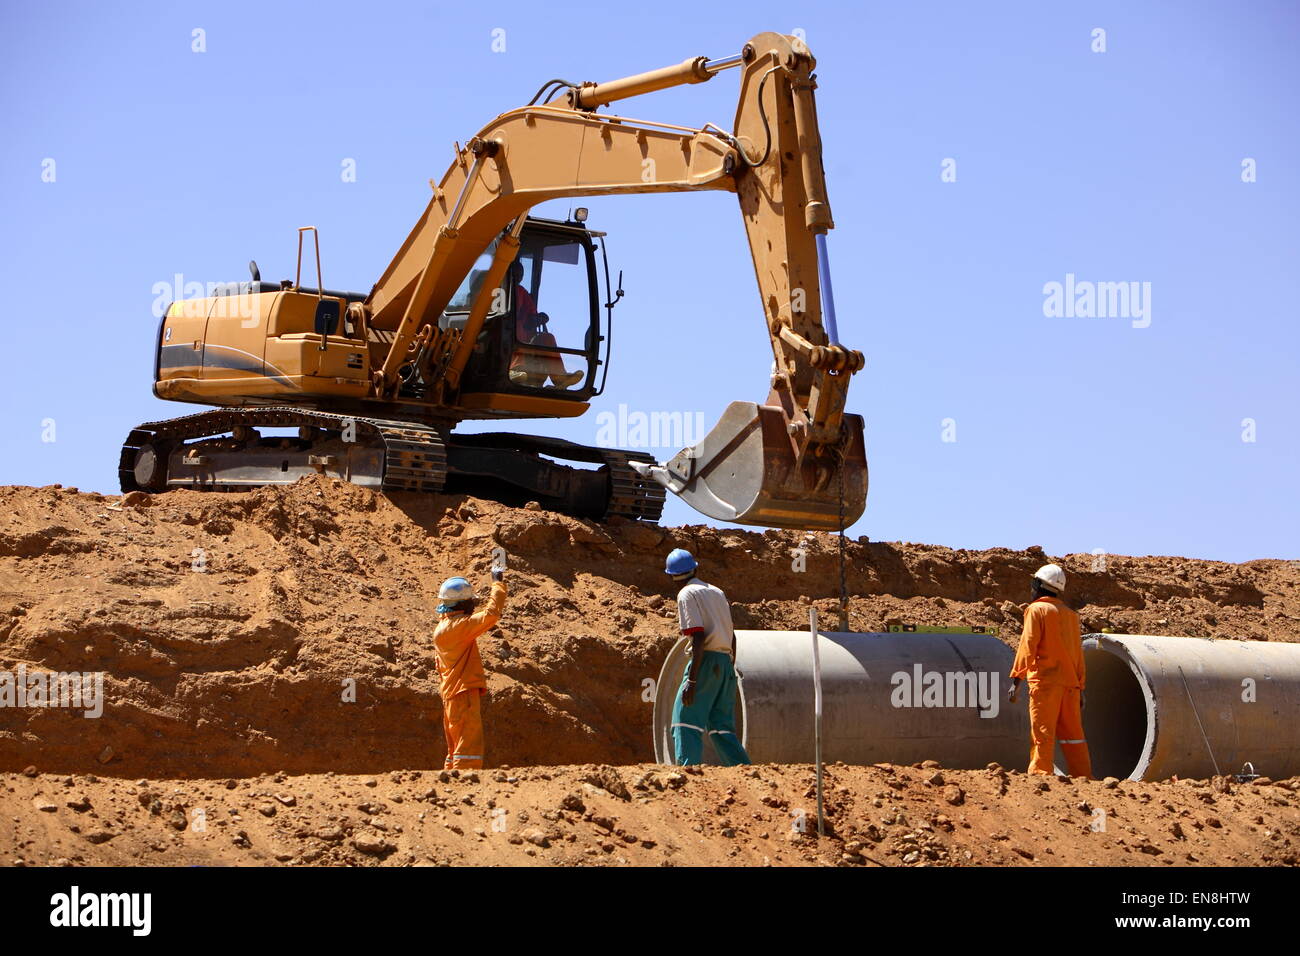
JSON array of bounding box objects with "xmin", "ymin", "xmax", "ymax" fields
[{"xmin": 120, "ymin": 407, "xmax": 665, "ymax": 521}]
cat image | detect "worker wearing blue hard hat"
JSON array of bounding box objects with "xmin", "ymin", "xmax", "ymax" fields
[{"xmin": 662, "ymin": 548, "xmax": 751, "ymax": 766}]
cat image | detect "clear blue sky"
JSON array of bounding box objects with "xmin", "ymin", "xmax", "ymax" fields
[{"xmin": 2, "ymin": 1, "xmax": 1296, "ymax": 562}]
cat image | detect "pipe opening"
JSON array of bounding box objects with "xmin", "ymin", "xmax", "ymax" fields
[
  {"xmin": 1080, "ymin": 645, "xmax": 1152, "ymax": 780},
  {"xmin": 652, "ymin": 640, "xmax": 747, "ymax": 766}
]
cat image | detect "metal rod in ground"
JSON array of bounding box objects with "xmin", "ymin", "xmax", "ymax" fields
[{"xmin": 810, "ymin": 607, "xmax": 825, "ymax": 837}]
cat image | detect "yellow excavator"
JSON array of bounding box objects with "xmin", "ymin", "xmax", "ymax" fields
[{"xmin": 121, "ymin": 31, "xmax": 867, "ymax": 530}]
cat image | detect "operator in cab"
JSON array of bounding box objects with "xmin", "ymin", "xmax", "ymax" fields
[{"xmin": 506, "ymin": 259, "xmax": 583, "ymax": 389}]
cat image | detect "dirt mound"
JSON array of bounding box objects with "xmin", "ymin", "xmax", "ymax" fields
[{"xmin": 0, "ymin": 478, "xmax": 1297, "ymax": 779}]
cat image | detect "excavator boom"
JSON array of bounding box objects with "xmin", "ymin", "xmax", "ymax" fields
[{"xmin": 364, "ymin": 31, "xmax": 867, "ymax": 530}]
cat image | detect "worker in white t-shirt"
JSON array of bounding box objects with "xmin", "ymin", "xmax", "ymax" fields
[{"xmin": 663, "ymin": 548, "xmax": 751, "ymax": 766}]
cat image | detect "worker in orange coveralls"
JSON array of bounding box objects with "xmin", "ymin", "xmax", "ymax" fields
[
  {"xmin": 1007, "ymin": 564, "xmax": 1092, "ymax": 778},
  {"xmin": 432, "ymin": 568, "xmax": 507, "ymax": 769}
]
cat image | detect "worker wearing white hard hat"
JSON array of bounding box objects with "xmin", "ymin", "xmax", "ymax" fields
[
  {"xmin": 1007, "ymin": 564, "xmax": 1092, "ymax": 778},
  {"xmin": 432, "ymin": 567, "xmax": 507, "ymax": 769}
]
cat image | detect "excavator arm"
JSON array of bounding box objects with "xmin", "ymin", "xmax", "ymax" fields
[
  {"xmin": 364, "ymin": 106, "xmax": 738, "ymax": 396},
  {"xmin": 363, "ymin": 31, "xmax": 867, "ymax": 530}
]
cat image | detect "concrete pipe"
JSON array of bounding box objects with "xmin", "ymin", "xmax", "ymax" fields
[
  {"xmin": 1082, "ymin": 633, "xmax": 1300, "ymax": 781},
  {"xmin": 652, "ymin": 630, "xmax": 1030, "ymax": 768}
]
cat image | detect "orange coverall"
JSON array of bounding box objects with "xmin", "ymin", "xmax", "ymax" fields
[
  {"xmin": 1010, "ymin": 595, "xmax": 1093, "ymax": 778},
  {"xmin": 432, "ymin": 580, "xmax": 507, "ymax": 769}
]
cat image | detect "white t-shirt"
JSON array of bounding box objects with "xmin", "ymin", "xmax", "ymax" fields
[{"xmin": 676, "ymin": 578, "xmax": 735, "ymax": 655}]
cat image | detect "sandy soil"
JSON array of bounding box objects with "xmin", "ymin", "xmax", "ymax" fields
[
  {"xmin": 1, "ymin": 477, "xmax": 1296, "ymax": 866},
  {"xmin": 5, "ymin": 762, "xmax": 1297, "ymax": 867}
]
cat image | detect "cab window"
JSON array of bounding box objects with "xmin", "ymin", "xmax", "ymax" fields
[{"xmin": 505, "ymin": 236, "xmax": 590, "ymax": 391}]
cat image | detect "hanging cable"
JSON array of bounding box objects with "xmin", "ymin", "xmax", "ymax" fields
[{"xmin": 836, "ymin": 428, "xmax": 849, "ymax": 632}]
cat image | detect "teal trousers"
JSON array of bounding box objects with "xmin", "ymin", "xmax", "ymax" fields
[{"xmin": 672, "ymin": 650, "xmax": 751, "ymax": 766}]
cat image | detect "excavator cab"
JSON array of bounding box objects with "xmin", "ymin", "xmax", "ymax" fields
[{"xmin": 456, "ymin": 217, "xmax": 605, "ymax": 405}]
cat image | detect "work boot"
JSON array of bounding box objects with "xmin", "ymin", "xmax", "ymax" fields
[
  {"xmin": 549, "ymin": 370, "xmax": 583, "ymax": 388},
  {"xmin": 509, "ymin": 369, "xmax": 546, "ymax": 387}
]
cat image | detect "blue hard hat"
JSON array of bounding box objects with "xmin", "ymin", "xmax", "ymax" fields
[{"xmin": 664, "ymin": 548, "xmax": 697, "ymax": 575}]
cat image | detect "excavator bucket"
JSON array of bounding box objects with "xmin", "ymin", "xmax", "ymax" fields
[{"xmin": 632, "ymin": 401, "xmax": 867, "ymax": 531}]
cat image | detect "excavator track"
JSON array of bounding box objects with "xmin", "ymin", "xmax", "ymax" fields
[
  {"xmin": 119, "ymin": 408, "xmax": 665, "ymax": 521},
  {"xmin": 599, "ymin": 448, "xmax": 667, "ymax": 522},
  {"xmin": 119, "ymin": 406, "xmax": 447, "ymax": 495}
]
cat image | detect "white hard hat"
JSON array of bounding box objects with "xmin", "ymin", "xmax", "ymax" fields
[
  {"xmin": 437, "ymin": 576, "xmax": 476, "ymax": 612},
  {"xmin": 1033, "ymin": 564, "xmax": 1067, "ymax": 594},
  {"xmin": 438, "ymin": 576, "xmax": 476, "ymax": 601}
]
